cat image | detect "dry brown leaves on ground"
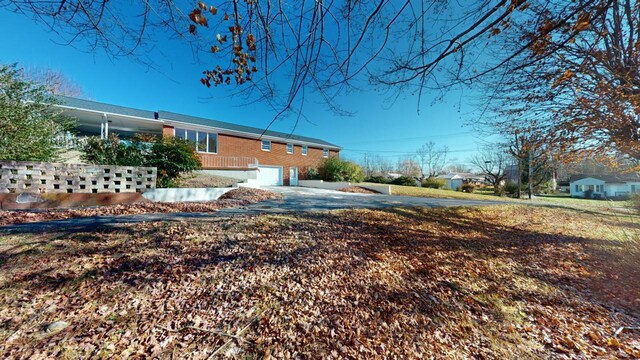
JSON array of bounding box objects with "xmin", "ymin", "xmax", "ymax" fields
[
  {"xmin": 0, "ymin": 205, "xmax": 639, "ymax": 359},
  {"xmin": 338, "ymin": 186, "xmax": 380, "ymax": 194},
  {"xmin": 218, "ymin": 187, "xmax": 283, "ymax": 202},
  {"xmin": 176, "ymin": 174, "xmax": 238, "ymax": 188},
  {"xmin": 0, "ymin": 187, "xmax": 282, "ymax": 226}
]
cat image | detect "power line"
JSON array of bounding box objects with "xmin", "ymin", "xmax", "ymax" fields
[
  {"xmin": 343, "ymin": 147, "xmax": 478, "ymax": 154},
  {"xmin": 340, "ymin": 131, "xmax": 473, "ymax": 145}
]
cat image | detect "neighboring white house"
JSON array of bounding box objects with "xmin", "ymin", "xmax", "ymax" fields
[
  {"xmin": 436, "ymin": 173, "xmax": 465, "ymax": 190},
  {"xmin": 569, "ymin": 174, "xmax": 640, "ymax": 198},
  {"xmin": 436, "ymin": 173, "xmax": 485, "ymax": 191}
]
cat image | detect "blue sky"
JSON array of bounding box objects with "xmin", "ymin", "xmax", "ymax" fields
[{"xmin": 0, "ymin": 8, "xmax": 499, "ymax": 169}]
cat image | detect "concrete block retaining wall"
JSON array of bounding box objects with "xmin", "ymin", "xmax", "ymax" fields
[
  {"xmin": 298, "ymin": 180, "xmax": 391, "ymax": 195},
  {"xmin": 0, "ymin": 160, "xmax": 156, "ymax": 194}
]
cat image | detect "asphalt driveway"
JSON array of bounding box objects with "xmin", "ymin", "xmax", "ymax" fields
[
  {"xmin": 256, "ymin": 186, "xmax": 503, "ymax": 212},
  {"xmin": 0, "ymin": 186, "xmax": 503, "ymax": 233}
]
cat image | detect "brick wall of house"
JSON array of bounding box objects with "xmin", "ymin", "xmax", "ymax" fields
[{"xmin": 162, "ymin": 125, "xmax": 339, "ymax": 185}]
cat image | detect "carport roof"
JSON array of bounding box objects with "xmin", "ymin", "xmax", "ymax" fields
[
  {"xmin": 57, "ymin": 96, "xmax": 156, "ymax": 119},
  {"xmin": 54, "ymin": 96, "xmax": 341, "ymax": 150}
]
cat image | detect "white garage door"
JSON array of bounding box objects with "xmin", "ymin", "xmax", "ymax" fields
[{"xmin": 257, "ymin": 166, "xmax": 283, "ymax": 186}]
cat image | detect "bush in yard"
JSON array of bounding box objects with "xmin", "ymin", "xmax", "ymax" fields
[
  {"xmin": 317, "ymin": 157, "xmax": 364, "ymax": 182},
  {"xmin": 460, "ymin": 183, "xmax": 475, "ymax": 193},
  {"xmin": 365, "ymin": 175, "xmax": 388, "ymax": 184},
  {"xmin": 81, "ymin": 134, "xmax": 147, "ymax": 166},
  {"xmin": 503, "ymin": 181, "xmax": 519, "ymax": 197},
  {"xmin": 305, "ymin": 167, "xmax": 321, "ymax": 180},
  {"xmin": 0, "ymin": 63, "xmax": 73, "ymax": 161},
  {"xmin": 583, "ymin": 189, "xmax": 594, "ymax": 199},
  {"xmin": 146, "ymin": 137, "xmax": 202, "ymax": 188},
  {"xmin": 390, "ymin": 176, "xmax": 416, "ymax": 186},
  {"xmin": 537, "ymin": 180, "xmax": 556, "ymax": 194},
  {"xmin": 318, "ymin": 157, "xmax": 346, "ymax": 181},
  {"xmin": 343, "ymin": 161, "xmax": 365, "ymax": 183},
  {"xmin": 81, "ymin": 134, "xmax": 201, "ymax": 188},
  {"xmin": 422, "ymin": 177, "xmax": 446, "ymax": 189}
]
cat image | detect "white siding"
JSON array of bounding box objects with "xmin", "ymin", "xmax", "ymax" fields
[
  {"xmin": 570, "ymin": 178, "xmax": 605, "ymax": 198},
  {"xmin": 605, "ymin": 183, "xmax": 627, "ymax": 197}
]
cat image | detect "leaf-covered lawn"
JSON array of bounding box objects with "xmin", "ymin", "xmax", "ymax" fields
[
  {"xmin": 388, "ymin": 184, "xmax": 517, "ymax": 201},
  {"xmin": 0, "ymin": 205, "xmax": 639, "ymax": 358},
  {"xmin": 389, "ymin": 184, "xmax": 632, "ymax": 211},
  {"xmin": 0, "ymin": 187, "xmax": 282, "ymax": 227}
]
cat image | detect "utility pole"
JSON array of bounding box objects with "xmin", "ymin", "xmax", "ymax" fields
[
  {"xmin": 364, "ymin": 153, "xmax": 369, "ymax": 177},
  {"xmin": 528, "ymin": 150, "xmax": 533, "ymax": 200},
  {"xmin": 515, "ymin": 132, "xmax": 522, "ymax": 199}
]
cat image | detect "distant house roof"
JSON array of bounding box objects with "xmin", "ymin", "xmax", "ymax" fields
[
  {"xmin": 57, "ymin": 96, "xmax": 156, "ymax": 120},
  {"xmin": 158, "ymin": 111, "xmax": 341, "ymax": 150},
  {"xmin": 569, "ymin": 174, "xmax": 640, "ymax": 183},
  {"xmin": 436, "ymin": 174, "xmax": 461, "ymax": 179},
  {"xmin": 54, "ymin": 96, "xmax": 340, "ymax": 150},
  {"xmin": 436, "ymin": 173, "xmax": 483, "ymax": 180}
]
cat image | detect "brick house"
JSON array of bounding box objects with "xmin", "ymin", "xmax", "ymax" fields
[{"xmin": 56, "ymin": 96, "xmax": 341, "ymax": 186}]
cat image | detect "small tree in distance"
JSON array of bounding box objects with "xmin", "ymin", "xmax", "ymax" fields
[{"xmin": 396, "ymin": 157, "xmax": 421, "ymax": 178}]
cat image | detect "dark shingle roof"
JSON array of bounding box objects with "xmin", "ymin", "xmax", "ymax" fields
[
  {"xmin": 158, "ymin": 111, "xmax": 341, "ymax": 149},
  {"xmin": 54, "ymin": 96, "xmax": 340, "ymax": 149},
  {"xmin": 56, "ymin": 96, "xmax": 156, "ymax": 119}
]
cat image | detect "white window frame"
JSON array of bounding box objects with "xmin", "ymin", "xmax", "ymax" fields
[
  {"xmin": 261, "ymin": 139, "xmax": 271, "ymax": 152},
  {"xmin": 322, "ymin": 148, "xmax": 329, "ymax": 158},
  {"xmin": 286, "ymin": 143, "xmax": 294, "ymax": 154},
  {"xmin": 174, "ymin": 127, "xmax": 218, "ymax": 154},
  {"xmin": 301, "ymin": 145, "xmax": 308, "ymax": 156}
]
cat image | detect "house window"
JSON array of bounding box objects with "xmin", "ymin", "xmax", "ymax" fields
[
  {"xmin": 197, "ymin": 131, "xmax": 207, "ymax": 152},
  {"xmin": 174, "ymin": 128, "xmax": 218, "ymax": 153},
  {"xmin": 208, "ymin": 133, "xmax": 218, "ymax": 154},
  {"xmin": 261, "ymin": 140, "xmax": 271, "ymax": 151},
  {"xmin": 575, "ymin": 185, "xmax": 579, "ymax": 192},
  {"xmin": 323, "ymin": 148, "xmax": 329, "ymax": 158},
  {"xmin": 301, "ymin": 145, "xmax": 308, "ymax": 156},
  {"xmin": 286, "ymin": 143, "xmax": 294, "ymax": 154},
  {"xmin": 632, "ymin": 185, "xmax": 637, "ymax": 193}
]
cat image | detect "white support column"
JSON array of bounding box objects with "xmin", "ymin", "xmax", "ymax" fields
[{"xmin": 103, "ymin": 113, "xmax": 109, "ymax": 138}]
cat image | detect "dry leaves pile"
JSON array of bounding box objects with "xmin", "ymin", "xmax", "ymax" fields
[
  {"xmin": 338, "ymin": 186, "xmax": 380, "ymax": 194},
  {"xmin": 0, "ymin": 187, "xmax": 282, "ymax": 227},
  {"xmin": 0, "ymin": 205, "xmax": 639, "ymax": 358},
  {"xmin": 218, "ymin": 187, "xmax": 283, "ymax": 203},
  {"xmin": 176, "ymin": 174, "xmax": 238, "ymax": 188}
]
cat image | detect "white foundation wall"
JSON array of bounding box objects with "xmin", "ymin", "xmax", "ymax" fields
[{"xmin": 142, "ymin": 187, "xmax": 235, "ymax": 202}]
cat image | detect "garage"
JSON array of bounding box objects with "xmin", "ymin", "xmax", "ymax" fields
[{"xmin": 257, "ymin": 166, "xmax": 283, "ymax": 186}]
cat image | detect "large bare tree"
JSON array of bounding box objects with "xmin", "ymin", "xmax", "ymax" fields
[
  {"xmin": 470, "ymin": 146, "xmax": 508, "ymax": 194},
  {"xmin": 480, "ymin": 0, "xmax": 640, "ymax": 164},
  {"xmin": 416, "ymin": 141, "xmax": 448, "ymax": 179}
]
